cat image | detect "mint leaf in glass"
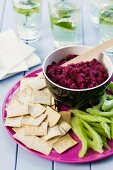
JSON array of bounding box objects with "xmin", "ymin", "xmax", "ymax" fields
[
  {"xmin": 55, "ymin": 21, "xmax": 76, "ymax": 30},
  {"xmin": 99, "ymin": 7, "xmax": 113, "ymax": 25},
  {"xmin": 50, "ymin": 15, "xmax": 76, "ymax": 31},
  {"xmin": 14, "ymin": 6, "xmax": 39, "ymax": 16},
  {"xmin": 58, "ymin": 9, "xmax": 72, "ymax": 18}
]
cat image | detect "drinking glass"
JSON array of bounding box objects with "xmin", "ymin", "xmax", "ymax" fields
[
  {"xmin": 13, "ymin": 0, "xmax": 42, "ymax": 41},
  {"xmin": 48, "ymin": 0, "xmax": 81, "ymax": 48},
  {"xmin": 90, "ymin": 0, "xmax": 100, "ymax": 27},
  {"xmin": 99, "ymin": 0, "xmax": 113, "ymax": 52}
]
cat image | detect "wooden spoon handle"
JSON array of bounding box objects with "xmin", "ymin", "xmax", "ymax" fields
[{"xmin": 63, "ymin": 38, "xmax": 113, "ymax": 67}]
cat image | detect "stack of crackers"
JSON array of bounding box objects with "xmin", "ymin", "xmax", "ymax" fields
[{"xmin": 5, "ymin": 72, "xmax": 77, "ymax": 155}]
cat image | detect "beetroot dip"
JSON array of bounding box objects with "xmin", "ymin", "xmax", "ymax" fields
[{"xmin": 46, "ymin": 54, "xmax": 108, "ymax": 89}]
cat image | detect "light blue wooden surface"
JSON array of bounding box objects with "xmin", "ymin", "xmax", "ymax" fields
[{"xmin": 0, "ymin": 0, "xmax": 113, "ymax": 170}]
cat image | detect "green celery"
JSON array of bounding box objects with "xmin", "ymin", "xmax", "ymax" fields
[
  {"xmin": 101, "ymin": 136, "xmax": 110, "ymax": 150},
  {"xmin": 110, "ymin": 118, "xmax": 113, "ymax": 139},
  {"xmin": 100, "ymin": 122, "xmax": 111, "ymax": 139},
  {"xmin": 102, "ymin": 100, "xmax": 113, "ymax": 111},
  {"xmin": 88, "ymin": 122, "xmax": 102, "ymax": 128},
  {"xmin": 81, "ymin": 120, "xmax": 103, "ymax": 153},
  {"xmin": 71, "ymin": 117, "xmax": 88, "ymax": 158},
  {"xmin": 75, "ymin": 109, "xmax": 112, "ymax": 123},
  {"xmin": 71, "ymin": 109, "xmax": 89, "ymax": 115},
  {"xmin": 87, "ymin": 108, "xmax": 113, "ymax": 117},
  {"xmin": 93, "ymin": 94, "xmax": 107, "ymax": 110},
  {"xmin": 89, "ymin": 122, "xmax": 110, "ymax": 138},
  {"xmin": 93, "ymin": 127, "xmax": 108, "ymax": 138},
  {"xmin": 108, "ymin": 82, "xmax": 113, "ymax": 92},
  {"xmin": 106, "ymin": 94, "xmax": 113, "ymax": 100}
]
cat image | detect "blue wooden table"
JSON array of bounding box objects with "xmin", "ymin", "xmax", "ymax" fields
[{"xmin": 1, "ymin": 0, "xmax": 113, "ymax": 170}]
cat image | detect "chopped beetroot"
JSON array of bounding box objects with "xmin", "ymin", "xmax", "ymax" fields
[{"xmin": 46, "ymin": 55, "xmax": 108, "ymax": 89}]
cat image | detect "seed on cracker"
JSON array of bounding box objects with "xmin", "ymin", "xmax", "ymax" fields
[
  {"xmin": 28, "ymin": 103, "xmax": 46, "ymax": 118},
  {"xmin": 5, "ymin": 116, "xmax": 22, "ymax": 127},
  {"xmin": 53, "ymin": 134, "xmax": 78, "ymax": 154},
  {"xmin": 45, "ymin": 106, "xmax": 61, "ymax": 127},
  {"xmin": 42, "ymin": 125, "xmax": 62, "ymax": 141},
  {"xmin": 20, "ymin": 77, "xmax": 46, "ymax": 91},
  {"xmin": 6, "ymin": 99, "xmax": 28, "ymax": 118},
  {"xmin": 22, "ymin": 114, "xmax": 47, "ymax": 126},
  {"xmin": 24, "ymin": 122, "xmax": 48, "ymax": 136}
]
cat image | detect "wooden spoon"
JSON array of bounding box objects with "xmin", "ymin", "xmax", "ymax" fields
[{"xmin": 62, "ymin": 38, "xmax": 113, "ymax": 67}]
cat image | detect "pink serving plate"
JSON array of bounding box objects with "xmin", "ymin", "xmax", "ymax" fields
[{"xmin": 2, "ymin": 68, "xmax": 113, "ymax": 163}]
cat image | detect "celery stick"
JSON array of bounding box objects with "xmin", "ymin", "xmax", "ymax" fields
[
  {"xmin": 88, "ymin": 122, "xmax": 102, "ymax": 128},
  {"xmin": 93, "ymin": 94, "xmax": 107, "ymax": 110},
  {"xmin": 102, "ymin": 100, "xmax": 113, "ymax": 111},
  {"xmin": 71, "ymin": 118, "xmax": 88, "ymax": 158},
  {"xmin": 108, "ymin": 82, "xmax": 113, "ymax": 92},
  {"xmin": 71, "ymin": 109, "xmax": 89, "ymax": 115},
  {"xmin": 110, "ymin": 118, "xmax": 113, "ymax": 139},
  {"xmin": 85, "ymin": 125, "xmax": 109, "ymax": 147},
  {"xmin": 101, "ymin": 136, "xmax": 110, "ymax": 150},
  {"xmin": 89, "ymin": 123, "xmax": 110, "ymax": 138},
  {"xmin": 100, "ymin": 122, "xmax": 111, "ymax": 139},
  {"xmin": 106, "ymin": 94, "xmax": 113, "ymax": 100},
  {"xmin": 84, "ymin": 129, "xmax": 93, "ymax": 139},
  {"xmin": 93, "ymin": 127, "xmax": 108, "ymax": 138},
  {"xmin": 81, "ymin": 120, "xmax": 103, "ymax": 153},
  {"xmin": 87, "ymin": 108, "xmax": 113, "ymax": 117},
  {"xmin": 75, "ymin": 110, "xmax": 112, "ymax": 123}
]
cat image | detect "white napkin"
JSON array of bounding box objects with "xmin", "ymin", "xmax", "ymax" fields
[{"xmin": 0, "ymin": 29, "xmax": 41, "ymax": 80}]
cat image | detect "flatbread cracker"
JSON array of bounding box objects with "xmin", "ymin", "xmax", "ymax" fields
[
  {"xmin": 58, "ymin": 126, "xmax": 66, "ymax": 136},
  {"xmin": 37, "ymin": 72, "xmax": 44, "ymax": 79},
  {"xmin": 41, "ymin": 88, "xmax": 50, "ymax": 94},
  {"xmin": 42, "ymin": 125, "xmax": 62, "ymax": 141},
  {"xmin": 29, "ymin": 136, "xmax": 52, "ymax": 155},
  {"xmin": 28, "ymin": 103, "xmax": 46, "ymax": 118},
  {"xmin": 20, "ymin": 77, "xmax": 46, "ymax": 91},
  {"xmin": 51, "ymin": 97, "xmax": 55, "ymax": 106},
  {"xmin": 6, "ymin": 99, "xmax": 28, "ymax": 118},
  {"xmin": 59, "ymin": 111, "xmax": 71, "ymax": 124},
  {"xmin": 13, "ymin": 128, "xmax": 35, "ymax": 148},
  {"xmin": 58, "ymin": 121, "xmax": 71, "ymax": 133},
  {"xmin": 17, "ymin": 87, "xmax": 33, "ymax": 104},
  {"xmin": 12, "ymin": 127, "xmax": 21, "ymax": 133},
  {"xmin": 24, "ymin": 122, "xmax": 48, "ymax": 136},
  {"xmin": 45, "ymin": 106, "xmax": 61, "ymax": 127},
  {"xmin": 51, "ymin": 105, "xmax": 56, "ymax": 110},
  {"xmin": 32, "ymin": 91, "xmax": 52, "ymax": 105},
  {"xmin": 53, "ymin": 134, "xmax": 78, "ymax": 154},
  {"xmin": 22, "ymin": 114, "xmax": 47, "ymax": 126},
  {"xmin": 5, "ymin": 116, "xmax": 22, "ymax": 127},
  {"xmin": 6, "ymin": 91, "xmax": 20, "ymax": 109},
  {"xmin": 47, "ymin": 137, "xmax": 60, "ymax": 146}
]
